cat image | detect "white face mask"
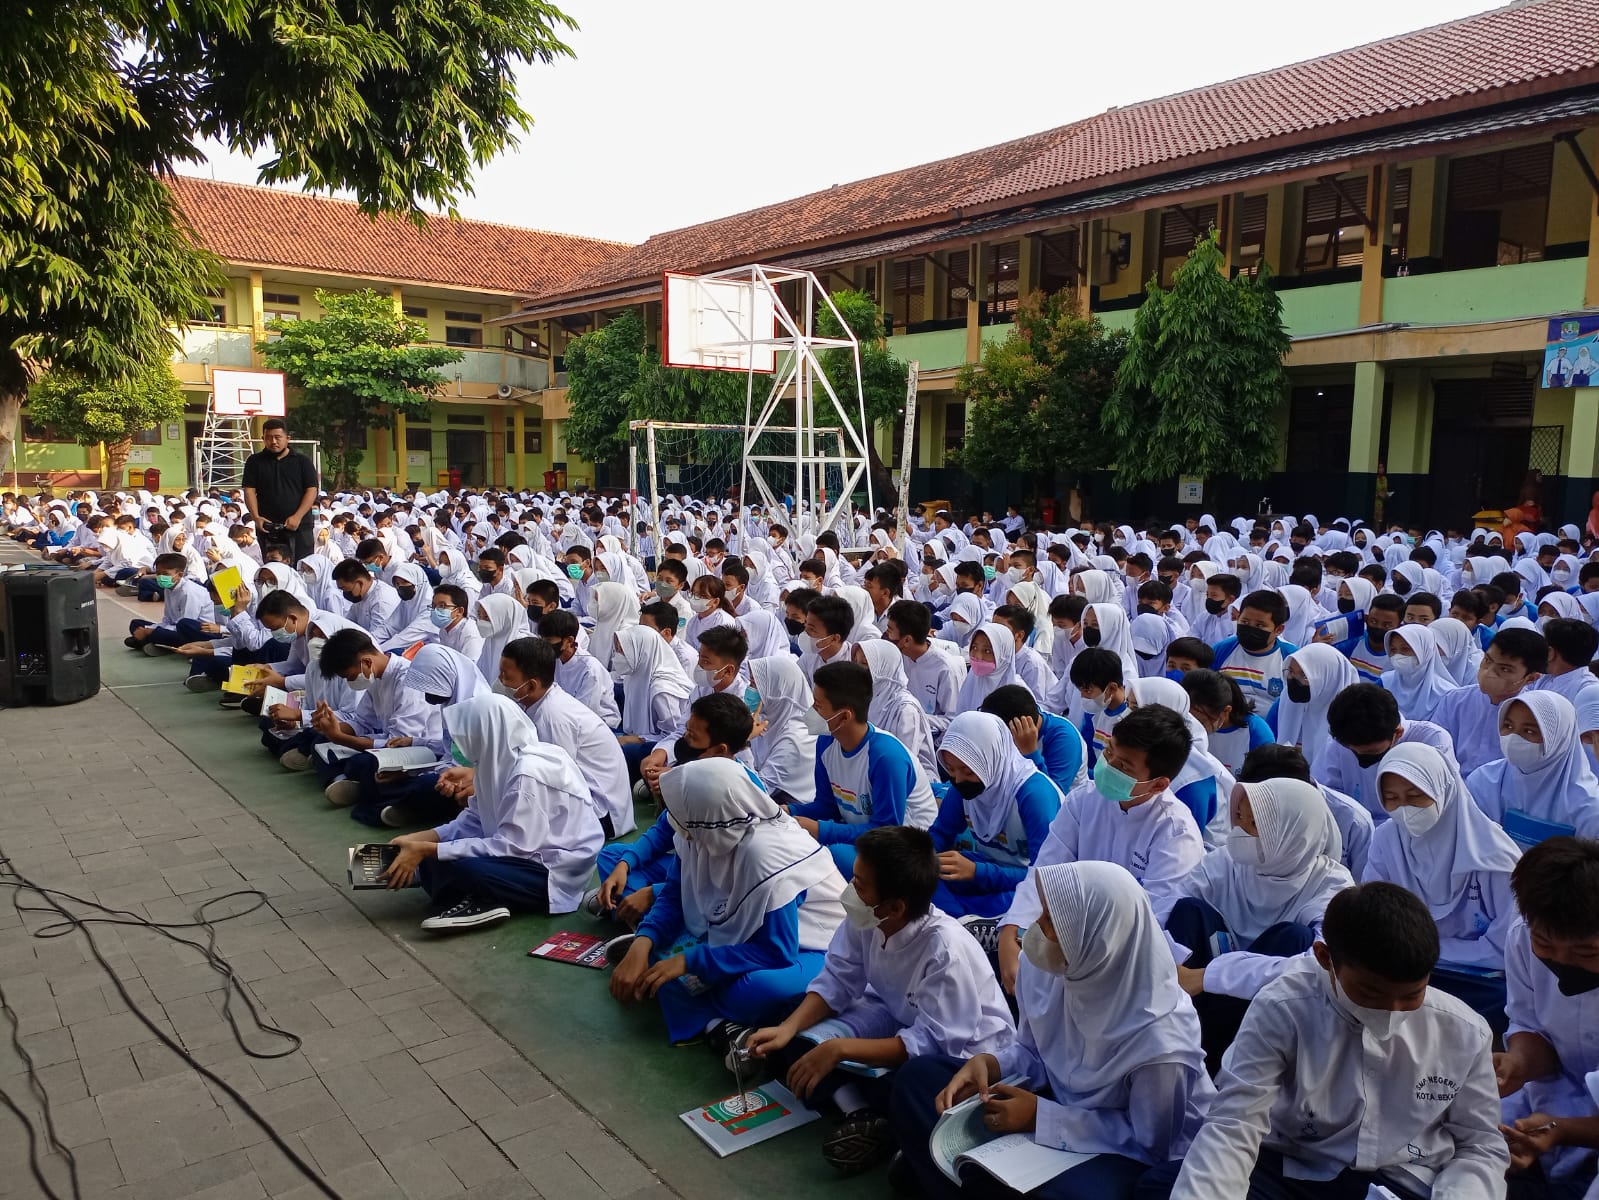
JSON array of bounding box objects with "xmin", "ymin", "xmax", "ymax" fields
[
  {"xmin": 1395, "ymin": 801, "xmax": 1442, "ymax": 837},
  {"xmin": 1389, "ymin": 652, "xmax": 1421, "ymax": 676},
  {"xmin": 839, "ymin": 883, "xmax": 886, "ymax": 931},
  {"xmin": 1005, "ymin": 567, "xmax": 1026, "ymax": 585},
  {"xmin": 1079, "ymin": 694, "xmax": 1105, "ymax": 716},
  {"xmin": 307, "ymin": 637, "xmax": 326, "ymax": 660},
  {"xmin": 693, "ymin": 665, "xmax": 726, "ymax": 690},
  {"xmin": 346, "ymin": 670, "xmax": 375, "ymax": 693},
  {"xmin": 1554, "ymin": 569, "xmax": 1573, "ymax": 586},
  {"xmin": 688, "ymin": 596, "xmax": 711, "ymax": 615},
  {"xmin": 1500, "ymin": 732, "xmax": 1544, "ymax": 771},
  {"xmin": 475, "ymin": 618, "xmax": 495, "ymax": 637},
  {"xmin": 1021, "ymin": 924, "xmax": 1068, "ymax": 975},
  {"xmin": 796, "ymin": 632, "xmax": 817, "ymax": 656},
  {"xmin": 1226, "ymin": 827, "xmax": 1265, "ymax": 866},
  {"xmin": 1327, "ymin": 970, "xmax": 1407, "ymax": 1041}
]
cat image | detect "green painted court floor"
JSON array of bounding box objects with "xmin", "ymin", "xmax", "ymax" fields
[{"xmin": 93, "ymin": 597, "xmax": 886, "ymax": 1200}]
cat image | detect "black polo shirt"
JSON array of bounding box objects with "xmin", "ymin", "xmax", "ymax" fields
[{"xmin": 242, "ymin": 448, "xmax": 320, "ymax": 522}]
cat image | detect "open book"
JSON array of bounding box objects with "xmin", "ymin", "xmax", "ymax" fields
[
  {"xmin": 313, "ymin": 743, "xmax": 441, "ymax": 772},
  {"xmin": 930, "ymin": 1076, "xmax": 1091, "ymax": 1189}
]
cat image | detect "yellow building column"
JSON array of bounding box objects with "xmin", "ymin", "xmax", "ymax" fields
[
  {"xmin": 1076, "ymin": 222, "xmax": 1098, "ymax": 320},
  {"xmin": 1568, "ymin": 390, "xmax": 1599, "ymax": 488},
  {"xmin": 965, "ymin": 241, "xmax": 984, "ymax": 364},
  {"xmin": 1383, "ymin": 368, "xmax": 1432, "ymax": 475},
  {"xmin": 249, "ymin": 271, "xmax": 265, "ymax": 367},
  {"xmin": 1349, "ymin": 360, "xmax": 1387, "ymax": 519},
  {"xmin": 489, "ymin": 409, "xmax": 506, "ymax": 488},
  {"xmin": 1585, "ymin": 196, "xmax": 1599, "ymax": 307},
  {"xmin": 373, "ymin": 427, "xmax": 389, "ymax": 489},
  {"xmin": 394, "ymin": 410, "xmax": 408, "ymax": 489},
  {"xmin": 513, "ymin": 407, "xmax": 527, "ymax": 491},
  {"xmin": 1358, "ymin": 164, "xmax": 1391, "ymax": 327}
]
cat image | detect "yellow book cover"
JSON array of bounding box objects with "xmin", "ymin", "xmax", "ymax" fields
[
  {"xmin": 211, "ymin": 565, "xmax": 245, "ymax": 608},
  {"xmin": 223, "ymin": 664, "xmax": 271, "ymax": 695}
]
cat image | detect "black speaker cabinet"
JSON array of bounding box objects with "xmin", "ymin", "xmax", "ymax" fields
[{"xmin": 0, "ymin": 567, "xmax": 100, "ymax": 706}]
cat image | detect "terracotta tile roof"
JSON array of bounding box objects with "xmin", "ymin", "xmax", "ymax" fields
[
  {"xmin": 529, "ymin": 0, "xmax": 1599, "ymax": 306},
  {"xmin": 166, "ymin": 176, "xmax": 629, "ymax": 296}
]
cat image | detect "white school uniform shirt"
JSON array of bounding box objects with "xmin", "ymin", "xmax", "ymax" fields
[
  {"xmin": 437, "ymin": 616, "xmax": 485, "ymax": 664},
  {"xmin": 1170, "ymin": 956, "xmax": 1507, "ymax": 1199},
  {"xmin": 345, "ymin": 655, "xmax": 442, "ymax": 748},
  {"xmin": 806, "ymin": 909, "xmax": 1015, "ymax": 1060},
  {"xmin": 347, "ymin": 579, "xmax": 402, "ymax": 646},
  {"xmin": 797, "ymin": 640, "xmax": 854, "ymax": 688},
  {"xmin": 525, "ymin": 683, "xmax": 634, "ymax": 836},
  {"xmin": 1503, "ymin": 918, "xmax": 1599, "ymax": 1181},
  {"xmin": 553, "ymin": 648, "xmax": 620, "ymax": 729},
  {"xmin": 1002, "ymin": 781, "xmax": 1206, "ymax": 930},
  {"xmin": 159, "ymin": 576, "xmax": 213, "ymax": 629},
  {"xmin": 818, "ymin": 728, "xmax": 939, "ymax": 831},
  {"xmin": 1012, "ymin": 644, "xmax": 1057, "ymax": 705},
  {"xmin": 900, "ymin": 642, "xmax": 965, "ymax": 736},
  {"xmin": 1310, "ymin": 721, "xmax": 1458, "ymax": 822}
]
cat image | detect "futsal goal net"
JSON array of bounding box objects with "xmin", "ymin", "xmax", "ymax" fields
[{"xmin": 626, "ymin": 420, "xmax": 851, "ymax": 551}]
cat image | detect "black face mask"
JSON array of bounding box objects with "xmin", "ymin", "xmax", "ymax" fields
[
  {"xmin": 1136, "ymin": 603, "xmax": 1157, "ymax": 617},
  {"xmin": 1337, "ymin": 596, "xmax": 1356, "ymax": 614},
  {"xmin": 1538, "ymin": 954, "xmax": 1599, "ymax": 996},
  {"xmin": 1291, "ymin": 542, "xmax": 1306, "ymax": 554},
  {"xmin": 1391, "ymin": 575, "xmax": 1411, "ymax": 596},
  {"xmin": 1080, "ymin": 625, "xmax": 1101, "ymax": 647},
  {"xmin": 1353, "ymin": 748, "xmax": 1388, "ymax": 768},
  {"xmin": 951, "ymin": 777, "xmax": 986, "ymax": 801},
  {"xmin": 1286, "ymin": 677, "xmax": 1312, "ymax": 704},
  {"xmin": 424, "ymin": 693, "xmax": 450, "ymax": 706},
  {"xmin": 785, "ymin": 617, "xmax": 805, "ymax": 637},
  {"xmin": 394, "ymin": 585, "xmax": 416, "ymax": 602},
  {"xmin": 674, "ymin": 736, "xmax": 708, "ymax": 764},
  {"xmin": 478, "ymin": 568, "xmax": 497, "ymax": 583},
  {"xmin": 1204, "ymin": 597, "xmax": 1226, "ymax": 616},
  {"xmin": 1235, "ymin": 624, "xmax": 1271, "ymax": 652}
]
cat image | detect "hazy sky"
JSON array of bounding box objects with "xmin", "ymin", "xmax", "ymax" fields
[{"xmin": 187, "ymin": 0, "xmax": 1501, "ymax": 245}]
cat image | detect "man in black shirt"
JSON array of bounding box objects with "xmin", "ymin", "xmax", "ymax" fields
[{"xmin": 241, "ymin": 418, "xmax": 320, "ymax": 564}]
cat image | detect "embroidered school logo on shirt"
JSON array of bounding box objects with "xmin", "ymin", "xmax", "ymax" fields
[{"xmin": 1415, "ymin": 1075, "xmax": 1459, "ymax": 1103}]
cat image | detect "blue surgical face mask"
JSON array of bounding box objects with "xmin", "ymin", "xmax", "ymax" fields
[
  {"xmin": 430, "ymin": 607, "xmax": 454, "ymax": 629},
  {"xmin": 270, "ymin": 625, "xmax": 296, "ymax": 644},
  {"xmin": 744, "ymin": 687, "xmax": 761, "ymax": 714},
  {"xmin": 1093, "ymin": 757, "xmax": 1140, "ymax": 804}
]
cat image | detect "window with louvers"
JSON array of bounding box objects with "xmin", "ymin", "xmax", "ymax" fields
[
  {"xmin": 1160, "ymin": 203, "xmax": 1218, "ymax": 285},
  {"xmin": 1444, "ymin": 144, "xmax": 1553, "ymax": 268},
  {"xmin": 891, "ymin": 259, "xmax": 926, "ymax": 330},
  {"xmin": 983, "ymin": 242, "xmax": 1021, "ymax": 320},
  {"xmin": 1037, "ymin": 229, "xmax": 1079, "ymax": 295},
  {"xmin": 945, "ymin": 250, "xmax": 970, "ymax": 320},
  {"xmin": 1298, "ymin": 177, "xmax": 1368, "ymax": 273},
  {"xmin": 1236, "ymin": 195, "xmax": 1269, "ymax": 272}
]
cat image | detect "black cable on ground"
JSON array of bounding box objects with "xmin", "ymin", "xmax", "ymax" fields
[{"xmin": 0, "ymin": 851, "xmax": 342, "ymax": 1200}]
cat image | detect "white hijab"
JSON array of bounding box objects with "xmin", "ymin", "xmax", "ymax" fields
[
  {"xmin": 1373, "ymin": 744, "xmax": 1520, "ymax": 917},
  {"xmin": 474, "ymin": 592, "xmax": 530, "ymax": 682},
  {"xmin": 1381, "ymin": 625, "xmax": 1459, "ymax": 722},
  {"xmin": 588, "ymin": 581, "xmax": 638, "ymax": 672},
  {"xmin": 1277, "ymin": 643, "xmax": 1358, "ymax": 765},
  {"xmin": 1187, "ymin": 779, "xmax": 1354, "ymax": 941},
  {"xmin": 748, "ymin": 655, "xmax": 819, "ymax": 805},
  {"xmin": 613, "ymin": 624, "xmax": 692, "ymax": 737},
  {"xmin": 1429, "ymin": 617, "xmax": 1482, "ymax": 688},
  {"xmin": 660, "ymin": 758, "xmax": 844, "ymax": 948},
  {"xmin": 443, "ymin": 694, "xmax": 591, "ymax": 838},
  {"xmin": 403, "ymin": 643, "xmax": 490, "ymax": 706},
  {"xmin": 955, "ymin": 621, "xmax": 1021, "ymax": 712},
  {"xmin": 1017, "ymin": 863, "xmax": 1208, "ymax": 1110},
  {"xmin": 939, "ymin": 711, "xmax": 1058, "ymax": 840}
]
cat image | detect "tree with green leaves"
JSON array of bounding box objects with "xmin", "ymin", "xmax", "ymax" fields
[
  {"xmin": 2, "ymin": 0, "xmax": 576, "ymax": 475},
  {"xmin": 954, "ymin": 289, "xmax": 1127, "ymax": 507},
  {"xmin": 1101, "ymin": 230, "xmax": 1290, "ymax": 498},
  {"xmin": 816, "ymin": 290, "xmax": 907, "ymax": 502},
  {"xmin": 256, "ymin": 290, "xmax": 461, "ymax": 487},
  {"xmin": 26, "ymin": 360, "xmax": 185, "ymax": 488}
]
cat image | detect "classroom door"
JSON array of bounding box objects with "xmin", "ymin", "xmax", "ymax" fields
[
  {"xmin": 185, "ymin": 420, "xmax": 206, "ymax": 486},
  {"xmin": 445, "ymin": 431, "xmax": 486, "ymax": 487}
]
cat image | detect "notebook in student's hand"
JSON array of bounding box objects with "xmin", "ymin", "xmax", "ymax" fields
[
  {"xmin": 348, "ymin": 843, "xmax": 404, "ymax": 889},
  {"xmin": 527, "ymin": 931, "xmax": 631, "ymax": 969},
  {"xmin": 679, "ymin": 1080, "xmax": 819, "ymax": 1157},
  {"xmin": 222, "ymin": 664, "xmax": 272, "ymax": 694},
  {"xmin": 210, "ymin": 565, "xmax": 244, "ymax": 607},
  {"xmin": 929, "ymin": 1078, "xmax": 1091, "ymax": 1188}
]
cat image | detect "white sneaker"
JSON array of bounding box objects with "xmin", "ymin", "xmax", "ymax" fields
[
  {"xmin": 324, "ymin": 779, "xmax": 361, "ymax": 807},
  {"xmin": 279, "ymin": 749, "xmax": 312, "ymax": 772},
  {"xmin": 420, "ymin": 899, "xmax": 511, "ymax": 932},
  {"xmin": 582, "ymin": 888, "xmax": 605, "ymax": 918}
]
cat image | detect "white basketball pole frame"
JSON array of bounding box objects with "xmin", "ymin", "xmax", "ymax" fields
[{"xmin": 666, "ymin": 265, "xmax": 874, "ymax": 532}]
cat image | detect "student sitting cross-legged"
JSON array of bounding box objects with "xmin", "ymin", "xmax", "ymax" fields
[
  {"xmin": 789, "ymin": 661, "xmax": 938, "ymax": 877},
  {"xmin": 744, "ymin": 826, "xmax": 1016, "ymax": 1176},
  {"xmin": 379, "ymin": 693, "xmax": 603, "ymax": 932},
  {"xmin": 1165, "ymin": 778, "xmax": 1355, "ymax": 1073},
  {"xmin": 1137, "ymin": 882, "xmax": 1509, "ymax": 1200},
  {"xmin": 125, "ymin": 551, "xmax": 211, "ymax": 654},
  {"xmin": 891, "ymin": 863, "xmax": 1215, "ymax": 1200},
  {"xmin": 927, "ymin": 711, "xmax": 1063, "ymax": 921},
  {"xmin": 608, "ymin": 757, "xmax": 847, "ymax": 1049}
]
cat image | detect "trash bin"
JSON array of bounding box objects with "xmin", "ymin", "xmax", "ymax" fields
[
  {"xmin": 0, "ymin": 566, "xmax": 100, "ymax": 706},
  {"xmin": 543, "ymin": 469, "xmax": 558, "ymax": 492},
  {"xmin": 1040, "ymin": 498, "xmax": 1058, "ymax": 526},
  {"xmin": 128, "ymin": 468, "xmax": 146, "ymax": 488},
  {"xmin": 143, "ymin": 466, "xmax": 161, "ymax": 491},
  {"xmin": 448, "ymin": 467, "xmax": 463, "ymax": 490},
  {"xmin": 437, "ymin": 470, "xmax": 451, "ymax": 488}
]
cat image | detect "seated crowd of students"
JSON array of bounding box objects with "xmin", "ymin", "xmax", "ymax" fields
[{"xmin": 19, "ymin": 484, "xmax": 1599, "ymax": 1198}]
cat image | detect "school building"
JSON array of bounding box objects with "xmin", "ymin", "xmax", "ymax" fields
[
  {"xmin": 501, "ymin": 0, "xmax": 1599, "ymax": 530},
  {"xmin": 13, "ymin": 177, "xmax": 623, "ymax": 494}
]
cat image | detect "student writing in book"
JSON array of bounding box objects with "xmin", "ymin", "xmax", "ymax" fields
[
  {"xmin": 248, "ymin": 596, "xmax": 365, "ymax": 770},
  {"xmin": 744, "ymin": 826, "xmax": 1016, "ymax": 1177},
  {"xmin": 379, "ymin": 693, "xmax": 602, "ymax": 932},
  {"xmin": 608, "ymin": 757, "xmax": 846, "ymax": 1050},
  {"xmin": 927, "ymin": 712, "xmax": 1063, "ymax": 920},
  {"xmin": 889, "ymin": 862, "xmax": 1214, "ymax": 1200},
  {"xmin": 1137, "ymin": 882, "xmax": 1508, "ymax": 1200}
]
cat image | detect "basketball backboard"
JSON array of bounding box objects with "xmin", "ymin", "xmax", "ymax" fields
[
  {"xmin": 211, "ymin": 368, "xmax": 287, "ymax": 417},
  {"xmin": 663, "ymin": 272, "xmax": 778, "ymax": 373}
]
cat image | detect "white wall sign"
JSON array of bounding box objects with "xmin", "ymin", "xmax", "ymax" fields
[{"xmin": 1177, "ymin": 476, "xmax": 1205, "ymax": 505}]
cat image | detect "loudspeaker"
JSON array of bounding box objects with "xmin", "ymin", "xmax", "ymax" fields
[{"xmin": 0, "ymin": 567, "xmax": 100, "ymax": 706}]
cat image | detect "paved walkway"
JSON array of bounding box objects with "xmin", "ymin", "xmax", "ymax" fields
[{"xmin": 0, "ymin": 549, "xmax": 673, "ymax": 1199}]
